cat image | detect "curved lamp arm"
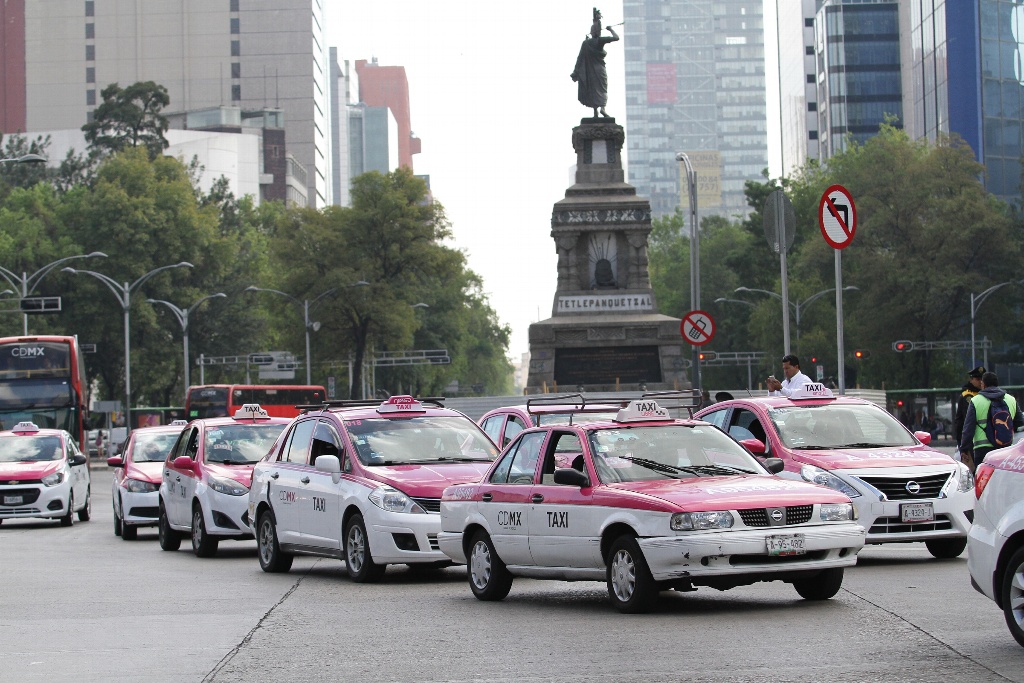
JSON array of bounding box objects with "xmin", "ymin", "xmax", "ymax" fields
[
  {"xmin": 26, "ymin": 252, "xmax": 107, "ymax": 295},
  {"xmin": 62, "ymin": 267, "xmax": 128, "ymax": 307},
  {"xmin": 130, "ymin": 262, "xmax": 193, "ymax": 293}
]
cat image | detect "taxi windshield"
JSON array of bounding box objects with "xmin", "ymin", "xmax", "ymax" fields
[
  {"xmin": 130, "ymin": 431, "xmax": 183, "ymax": 463},
  {"xmin": 769, "ymin": 403, "xmax": 917, "ymax": 449},
  {"xmin": 204, "ymin": 424, "xmax": 286, "ymax": 464},
  {"xmin": 536, "ymin": 411, "xmax": 619, "ymax": 426},
  {"xmin": 587, "ymin": 424, "xmax": 765, "ymax": 483},
  {"xmin": 0, "ymin": 435, "xmax": 63, "ymax": 463},
  {"xmin": 346, "ymin": 416, "xmax": 499, "ymax": 465}
]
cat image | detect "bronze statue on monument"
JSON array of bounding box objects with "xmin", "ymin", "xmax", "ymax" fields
[{"xmin": 570, "ymin": 8, "xmax": 619, "ymax": 118}]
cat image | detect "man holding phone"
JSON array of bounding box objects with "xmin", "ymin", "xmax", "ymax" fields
[{"xmin": 766, "ymin": 354, "xmax": 813, "ymax": 397}]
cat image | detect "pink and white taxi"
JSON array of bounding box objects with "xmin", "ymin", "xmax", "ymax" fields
[
  {"xmin": 158, "ymin": 405, "xmax": 289, "ymax": 557},
  {"xmin": 479, "ymin": 394, "xmax": 621, "ymax": 449},
  {"xmin": 968, "ymin": 444, "xmax": 1024, "ymax": 647},
  {"xmin": 439, "ymin": 395, "xmax": 865, "ymax": 613},
  {"xmin": 697, "ymin": 384, "xmax": 974, "ymax": 559},
  {"xmin": 248, "ymin": 396, "xmax": 499, "ymax": 580},
  {"xmin": 0, "ymin": 422, "xmax": 91, "ymax": 526},
  {"xmin": 108, "ymin": 420, "xmax": 188, "ymax": 539}
]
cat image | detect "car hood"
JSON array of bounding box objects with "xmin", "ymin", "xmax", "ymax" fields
[
  {"xmin": 366, "ymin": 462, "xmax": 492, "ymax": 498},
  {"xmin": 0, "ymin": 460, "xmax": 63, "ymax": 481},
  {"xmin": 789, "ymin": 445, "xmax": 953, "ymax": 470},
  {"xmin": 127, "ymin": 461, "xmax": 163, "ymax": 484},
  {"xmin": 601, "ymin": 475, "xmax": 852, "ymax": 512},
  {"xmin": 204, "ymin": 462, "xmax": 255, "ymax": 488}
]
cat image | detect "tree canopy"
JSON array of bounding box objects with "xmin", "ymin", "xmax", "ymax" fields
[{"xmin": 82, "ymin": 81, "xmax": 170, "ymax": 159}]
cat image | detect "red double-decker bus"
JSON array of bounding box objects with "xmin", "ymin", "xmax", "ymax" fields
[
  {"xmin": 184, "ymin": 384, "xmax": 326, "ymax": 420},
  {"xmin": 0, "ymin": 335, "xmax": 89, "ymax": 447}
]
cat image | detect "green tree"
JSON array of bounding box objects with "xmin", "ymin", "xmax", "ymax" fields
[{"xmin": 82, "ymin": 81, "xmax": 170, "ymax": 159}]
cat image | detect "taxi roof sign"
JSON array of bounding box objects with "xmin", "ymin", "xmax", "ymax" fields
[
  {"xmin": 615, "ymin": 400, "xmax": 672, "ymax": 423},
  {"xmin": 170, "ymin": 419, "xmax": 189, "ymax": 426},
  {"xmin": 787, "ymin": 383, "xmax": 834, "ymax": 400},
  {"xmin": 233, "ymin": 404, "xmax": 270, "ymax": 421},
  {"xmin": 12, "ymin": 421, "xmax": 40, "ymax": 434},
  {"xmin": 378, "ymin": 395, "xmax": 427, "ymax": 414}
]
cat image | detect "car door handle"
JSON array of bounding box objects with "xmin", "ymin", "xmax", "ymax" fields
[
  {"xmin": 481, "ymin": 493, "xmax": 492, "ymax": 502},
  {"xmin": 532, "ymin": 494, "xmax": 544, "ymax": 503},
  {"xmin": 300, "ymin": 476, "xmax": 310, "ymax": 484},
  {"xmin": 270, "ymin": 472, "xmax": 279, "ymax": 480},
  {"xmin": 175, "ymin": 476, "xmax": 181, "ymax": 482}
]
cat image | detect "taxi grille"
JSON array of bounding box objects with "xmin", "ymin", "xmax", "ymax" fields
[
  {"xmin": 738, "ymin": 505, "xmax": 814, "ymax": 527},
  {"xmin": 854, "ymin": 472, "xmax": 950, "ymax": 500},
  {"xmin": 0, "ymin": 479, "xmax": 42, "ymax": 485},
  {"xmin": 411, "ymin": 497, "xmax": 441, "ymax": 514},
  {"xmin": 869, "ymin": 515, "xmax": 954, "ymax": 535},
  {"xmin": 1, "ymin": 489, "xmax": 41, "ymax": 505}
]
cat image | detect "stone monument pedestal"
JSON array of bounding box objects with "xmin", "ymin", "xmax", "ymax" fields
[{"xmin": 527, "ymin": 119, "xmax": 689, "ymax": 393}]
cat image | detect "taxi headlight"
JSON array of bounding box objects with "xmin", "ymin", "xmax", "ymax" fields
[
  {"xmin": 124, "ymin": 478, "xmax": 159, "ymax": 493},
  {"xmin": 207, "ymin": 475, "xmax": 249, "ymax": 496},
  {"xmin": 800, "ymin": 465, "xmax": 861, "ymax": 498},
  {"xmin": 41, "ymin": 470, "xmax": 65, "ymax": 487},
  {"xmin": 368, "ymin": 486, "xmax": 425, "ymax": 514},
  {"xmin": 671, "ymin": 511, "xmax": 734, "ymax": 531},
  {"xmin": 819, "ymin": 502, "xmax": 855, "ymax": 521},
  {"xmin": 956, "ymin": 463, "xmax": 974, "ymax": 493}
]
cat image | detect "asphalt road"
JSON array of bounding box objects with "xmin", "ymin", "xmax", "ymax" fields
[{"xmin": 1, "ymin": 464, "xmax": 1021, "ymax": 683}]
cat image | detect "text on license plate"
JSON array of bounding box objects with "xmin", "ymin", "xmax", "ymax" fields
[
  {"xmin": 900, "ymin": 502, "xmax": 934, "ymax": 523},
  {"xmin": 3, "ymin": 495, "xmax": 24, "ymax": 505},
  {"xmin": 766, "ymin": 534, "xmax": 806, "ymax": 556}
]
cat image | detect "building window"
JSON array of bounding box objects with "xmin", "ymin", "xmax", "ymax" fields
[
  {"xmin": 805, "ymin": 45, "xmax": 814, "ymax": 55},
  {"xmin": 86, "ymin": 23, "xmax": 94, "ymax": 39},
  {"xmin": 87, "ymin": 89, "xmax": 96, "ymax": 106},
  {"xmin": 231, "ymin": 84, "xmax": 241, "ymax": 101},
  {"xmin": 808, "ymin": 102, "xmax": 817, "ymax": 112},
  {"xmin": 809, "ymin": 130, "xmax": 818, "ymax": 140},
  {"xmin": 85, "ymin": 0, "xmax": 94, "ymax": 17},
  {"xmin": 86, "ymin": 44, "xmax": 95, "ymax": 61},
  {"xmin": 231, "ymin": 40, "xmax": 240, "ymax": 57},
  {"xmin": 230, "ymin": 18, "xmax": 239, "ymax": 34},
  {"xmin": 230, "ymin": 0, "xmax": 239, "ymax": 10},
  {"xmin": 231, "ymin": 62, "xmax": 240, "ymax": 79},
  {"xmin": 86, "ymin": 67, "xmax": 95, "ymax": 83},
  {"xmin": 806, "ymin": 74, "xmax": 815, "ymax": 84},
  {"xmin": 805, "ymin": 17, "xmax": 813, "ymax": 27}
]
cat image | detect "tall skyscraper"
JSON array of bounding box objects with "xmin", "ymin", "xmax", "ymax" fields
[
  {"xmin": 2, "ymin": 0, "xmax": 332, "ymax": 207},
  {"xmin": 354, "ymin": 58, "xmax": 420, "ymax": 170},
  {"xmin": 623, "ymin": 0, "xmax": 768, "ymax": 220},
  {"xmin": 330, "ymin": 48, "xmax": 351, "ymax": 207},
  {"xmin": 774, "ymin": 0, "xmax": 820, "ymax": 176}
]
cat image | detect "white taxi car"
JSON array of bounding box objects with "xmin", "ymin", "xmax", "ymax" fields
[
  {"xmin": 968, "ymin": 444, "xmax": 1024, "ymax": 647},
  {"xmin": 158, "ymin": 405, "xmax": 289, "ymax": 557},
  {"xmin": 108, "ymin": 420, "xmax": 187, "ymax": 539},
  {"xmin": 248, "ymin": 396, "xmax": 499, "ymax": 580},
  {"xmin": 439, "ymin": 395, "xmax": 866, "ymax": 613},
  {"xmin": 0, "ymin": 422, "xmax": 91, "ymax": 526}
]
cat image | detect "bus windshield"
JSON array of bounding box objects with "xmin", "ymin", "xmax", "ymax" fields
[{"xmin": 0, "ymin": 379, "xmax": 78, "ymax": 434}]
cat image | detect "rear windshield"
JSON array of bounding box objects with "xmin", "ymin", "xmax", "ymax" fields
[
  {"xmin": 0, "ymin": 435, "xmax": 63, "ymax": 463},
  {"xmin": 345, "ymin": 416, "xmax": 499, "ymax": 466}
]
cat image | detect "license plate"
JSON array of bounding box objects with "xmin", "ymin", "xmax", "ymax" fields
[
  {"xmin": 766, "ymin": 534, "xmax": 806, "ymax": 556},
  {"xmin": 900, "ymin": 502, "xmax": 934, "ymax": 523},
  {"xmin": 3, "ymin": 495, "xmax": 24, "ymax": 505}
]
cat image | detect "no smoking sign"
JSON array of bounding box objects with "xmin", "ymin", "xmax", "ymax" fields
[{"xmin": 681, "ymin": 310, "xmax": 715, "ymax": 346}]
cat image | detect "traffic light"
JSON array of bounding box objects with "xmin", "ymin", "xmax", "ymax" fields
[
  {"xmin": 853, "ymin": 349, "xmax": 870, "ymax": 359},
  {"xmin": 810, "ymin": 356, "xmax": 818, "ymax": 364},
  {"xmin": 893, "ymin": 340, "xmax": 912, "ymax": 352},
  {"xmin": 896, "ymin": 400, "xmax": 904, "ymax": 407},
  {"xmin": 699, "ymin": 351, "xmax": 717, "ymax": 361}
]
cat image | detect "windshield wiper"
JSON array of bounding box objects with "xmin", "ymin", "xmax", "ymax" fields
[
  {"xmin": 431, "ymin": 456, "xmax": 491, "ymax": 462},
  {"xmin": 835, "ymin": 442, "xmax": 895, "ymax": 449},
  {"xmin": 618, "ymin": 456, "xmax": 697, "ymax": 478},
  {"xmin": 688, "ymin": 463, "xmax": 758, "ymax": 475},
  {"xmin": 791, "ymin": 445, "xmax": 834, "ymax": 450}
]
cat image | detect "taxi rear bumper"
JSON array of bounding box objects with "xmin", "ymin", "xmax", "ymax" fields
[{"xmin": 638, "ymin": 523, "xmax": 865, "ymax": 582}]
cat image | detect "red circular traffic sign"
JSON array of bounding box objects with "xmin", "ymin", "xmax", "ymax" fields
[
  {"xmin": 681, "ymin": 310, "xmax": 715, "ymax": 346},
  {"xmin": 818, "ymin": 184, "xmax": 857, "ymax": 250}
]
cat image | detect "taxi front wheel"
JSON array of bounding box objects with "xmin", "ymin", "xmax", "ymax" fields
[
  {"xmin": 468, "ymin": 531, "xmax": 513, "ymax": 601},
  {"xmin": 607, "ymin": 535, "xmax": 657, "ymax": 613},
  {"xmin": 59, "ymin": 493, "xmax": 74, "ymax": 527},
  {"xmin": 77, "ymin": 488, "xmax": 91, "ymax": 522},
  {"xmin": 1000, "ymin": 547, "xmax": 1024, "ymax": 648},
  {"xmin": 257, "ymin": 510, "xmax": 293, "ymax": 573},
  {"xmin": 793, "ymin": 567, "xmax": 844, "ymax": 600},
  {"xmin": 345, "ymin": 514, "xmax": 386, "ymax": 583},
  {"xmin": 158, "ymin": 504, "xmax": 181, "ymax": 551},
  {"xmin": 192, "ymin": 504, "xmax": 219, "ymax": 558}
]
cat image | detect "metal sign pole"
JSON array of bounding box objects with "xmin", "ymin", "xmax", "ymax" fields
[
  {"xmin": 835, "ymin": 249, "xmax": 846, "ymax": 395},
  {"xmin": 778, "ymin": 199, "xmax": 791, "ymax": 356}
]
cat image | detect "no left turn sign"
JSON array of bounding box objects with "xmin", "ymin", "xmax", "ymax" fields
[
  {"xmin": 681, "ymin": 310, "xmax": 715, "ymax": 346},
  {"xmin": 819, "ymin": 184, "xmax": 857, "ymax": 250}
]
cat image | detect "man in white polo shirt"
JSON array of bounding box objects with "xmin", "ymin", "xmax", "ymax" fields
[{"xmin": 766, "ymin": 354, "xmax": 813, "ymax": 397}]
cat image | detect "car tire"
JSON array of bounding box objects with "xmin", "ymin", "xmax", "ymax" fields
[
  {"xmin": 467, "ymin": 531, "xmax": 513, "ymax": 601},
  {"xmin": 60, "ymin": 493, "xmax": 74, "ymax": 527},
  {"xmin": 158, "ymin": 503, "xmax": 181, "ymax": 551},
  {"xmin": 113, "ymin": 503, "xmax": 122, "ymax": 537},
  {"xmin": 78, "ymin": 487, "xmax": 91, "ymax": 522},
  {"xmin": 191, "ymin": 504, "xmax": 219, "ymax": 558},
  {"xmin": 257, "ymin": 509, "xmax": 293, "ymax": 573},
  {"xmin": 793, "ymin": 567, "xmax": 845, "ymax": 600},
  {"xmin": 606, "ymin": 535, "xmax": 657, "ymax": 613},
  {"xmin": 1000, "ymin": 546, "xmax": 1024, "ymax": 648},
  {"xmin": 345, "ymin": 514, "xmax": 386, "ymax": 583},
  {"xmin": 925, "ymin": 537, "xmax": 967, "ymax": 559}
]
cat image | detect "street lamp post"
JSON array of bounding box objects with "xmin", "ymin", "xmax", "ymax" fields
[
  {"xmin": 735, "ymin": 286, "xmax": 859, "ymax": 354},
  {"xmin": 147, "ymin": 293, "xmax": 227, "ymax": 401},
  {"xmin": 63, "ymin": 262, "xmax": 193, "ymax": 434},
  {"xmin": 246, "ymin": 281, "xmax": 369, "ymax": 385},
  {"xmin": 0, "ymin": 252, "xmax": 107, "ymax": 334},
  {"xmin": 970, "ymin": 280, "xmax": 1023, "ymax": 369},
  {"xmin": 676, "ymin": 152, "xmax": 701, "ymax": 390}
]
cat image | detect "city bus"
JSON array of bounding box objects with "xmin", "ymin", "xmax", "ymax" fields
[
  {"xmin": 0, "ymin": 335, "xmax": 89, "ymax": 447},
  {"xmin": 185, "ymin": 384, "xmax": 326, "ymax": 419}
]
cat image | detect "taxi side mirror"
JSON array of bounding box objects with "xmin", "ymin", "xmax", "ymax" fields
[
  {"xmin": 68, "ymin": 453, "xmax": 87, "ymax": 467},
  {"xmin": 553, "ymin": 467, "xmax": 589, "ymax": 488},
  {"xmin": 739, "ymin": 438, "xmax": 766, "ymax": 455},
  {"xmin": 106, "ymin": 455, "xmax": 124, "ymax": 468},
  {"xmin": 914, "ymin": 430, "xmax": 932, "ymax": 446},
  {"xmin": 173, "ymin": 455, "xmax": 196, "ymax": 472},
  {"xmin": 314, "ymin": 455, "xmax": 342, "ymax": 484},
  {"xmin": 762, "ymin": 457, "xmax": 785, "ymax": 474}
]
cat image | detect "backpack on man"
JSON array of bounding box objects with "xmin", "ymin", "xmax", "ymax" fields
[{"xmin": 984, "ymin": 397, "xmax": 1015, "ymax": 448}]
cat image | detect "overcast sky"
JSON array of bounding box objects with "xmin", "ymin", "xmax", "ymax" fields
[{"xmin": 328, "ymin": 1, "xmax": 781, "ymax": 361}]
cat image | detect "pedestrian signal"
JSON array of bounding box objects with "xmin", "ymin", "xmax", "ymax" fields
[{"xmin": 892, "ymin": 341, "xmax": 912, "ymax": 352}]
